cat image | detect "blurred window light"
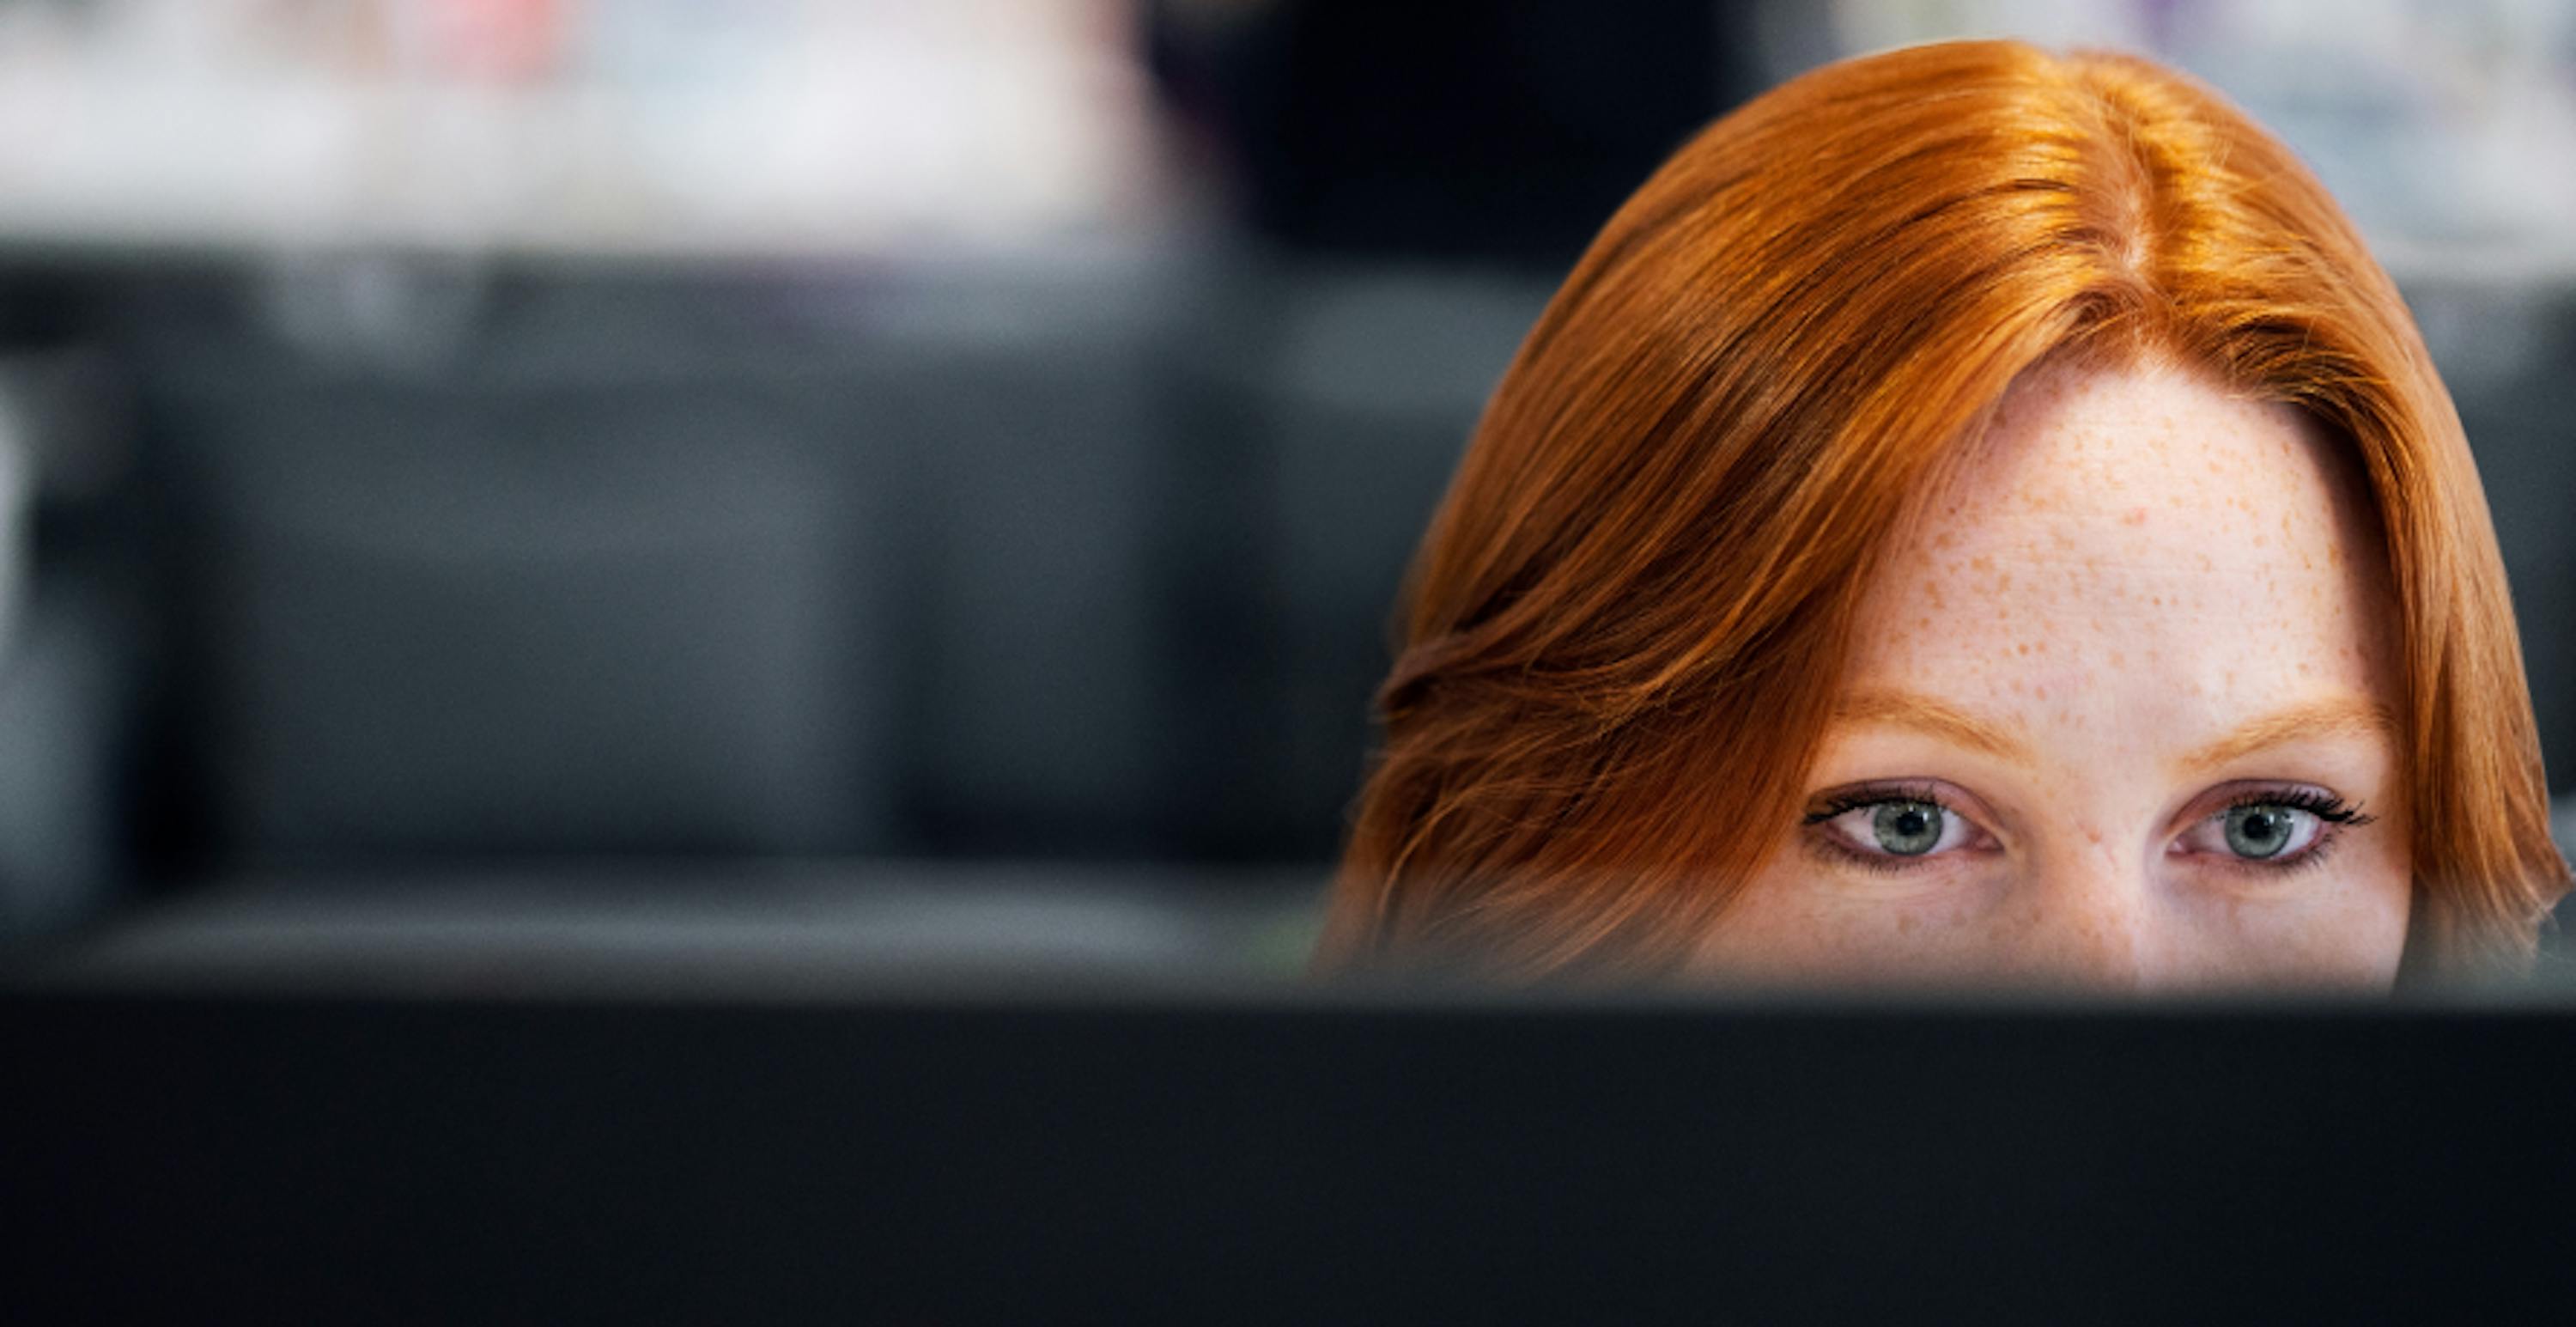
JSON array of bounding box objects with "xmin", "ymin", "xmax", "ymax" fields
[
  {"xmin": 0, "ymin": 0, "xmax": 1174, "ymax": 257},
  {"xmin": 1823, "ymin": 0, "xmax": 2576, "ymax": 283}
]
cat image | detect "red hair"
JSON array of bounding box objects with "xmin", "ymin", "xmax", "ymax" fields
[{"xmin": 1315, "ymin": 40, "xmax": 2569, "ymax": 982}]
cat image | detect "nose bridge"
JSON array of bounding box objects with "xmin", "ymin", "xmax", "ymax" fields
[{"xmin": 2020, "ymin": 834, "xmax": 2166, "ymax": 989}]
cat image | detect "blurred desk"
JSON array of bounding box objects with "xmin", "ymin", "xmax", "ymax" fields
[{"xmin": 21, "ymin": 861, "xmax": 1329, "ymax": 999}]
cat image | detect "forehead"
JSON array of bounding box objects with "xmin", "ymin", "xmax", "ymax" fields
[{"xmin": 1843, "ymin": 358, "xmax": 2397, "ymax": 740}]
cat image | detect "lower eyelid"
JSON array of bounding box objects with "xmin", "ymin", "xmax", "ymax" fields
[
  {"xmin": 1802, "ymin": 822, "xmax": 1985, "ymax": 874},
  {"xmin": 2189, "ymin": 827, "xmax": 2345, "ymax": 879},
  {"xmin": 1801, "ymin": 829, "xmax": 1913, "ymax": 874}
]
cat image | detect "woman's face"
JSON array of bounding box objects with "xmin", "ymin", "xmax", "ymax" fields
[{"xmin": 1690, "ymin": 359, "xmax": 2412, "ymax": 992}]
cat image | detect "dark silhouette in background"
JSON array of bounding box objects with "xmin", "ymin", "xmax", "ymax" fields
[{"xmin": 1150, "ymin": 0, "xmax": 1761, "ymax": 267}]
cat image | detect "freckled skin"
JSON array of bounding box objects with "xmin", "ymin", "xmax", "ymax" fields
[{"xmin": 1689, "ymin": 361, "xmax": 2411, "ymax": 993}]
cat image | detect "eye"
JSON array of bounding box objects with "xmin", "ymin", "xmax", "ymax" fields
[
  {"xmin": 2172, "ymin": 789, "xmax": 2372, "ymax": 868},
  {"xmin": 1801, "ymin": 785, "xmax": 1989, "ymax": 869}
]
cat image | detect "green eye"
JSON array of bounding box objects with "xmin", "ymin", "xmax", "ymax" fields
[
  {"xmin": 2222, "ymin": 805, "xmax": 2297, "ymax": 859},
  {"xmin": 1870, "ymin": 801, "xmax": 1945, "ymax": 855}
]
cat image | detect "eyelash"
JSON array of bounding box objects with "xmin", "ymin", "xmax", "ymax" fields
[
  {"xmin": 1798, "ymin": 782, "xmax": 1963, "ymax": 877},
  {"xmin": 2205, "ymin": 788, "xmax": 2373, "ymax": 880},
  {"xmin": 1795, "ymin": 784, "xmax": 2375, "ymax": 877}
]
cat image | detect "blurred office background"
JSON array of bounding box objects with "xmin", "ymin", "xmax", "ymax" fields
[{"xmin": 3, "ymin": 0, "xmax": 2573, "ymax": 988}]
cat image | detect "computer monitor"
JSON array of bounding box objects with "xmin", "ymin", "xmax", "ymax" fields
[{"xmin": 6, "ymin": 978, "xmax": 2566, "ymax": 1323}]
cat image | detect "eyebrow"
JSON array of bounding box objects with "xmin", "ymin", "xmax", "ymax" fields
[
  {"xmin": 1829, "ymin": 689, "xmax": 2397, "ymax": 777},
  {"xmin": 1830, "ymin": 690, "xmax": 2034, "ymax": 764},
  {"xmin": 2167, "ymin": 696, "xmax": 2397, "ymax": 779}
]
